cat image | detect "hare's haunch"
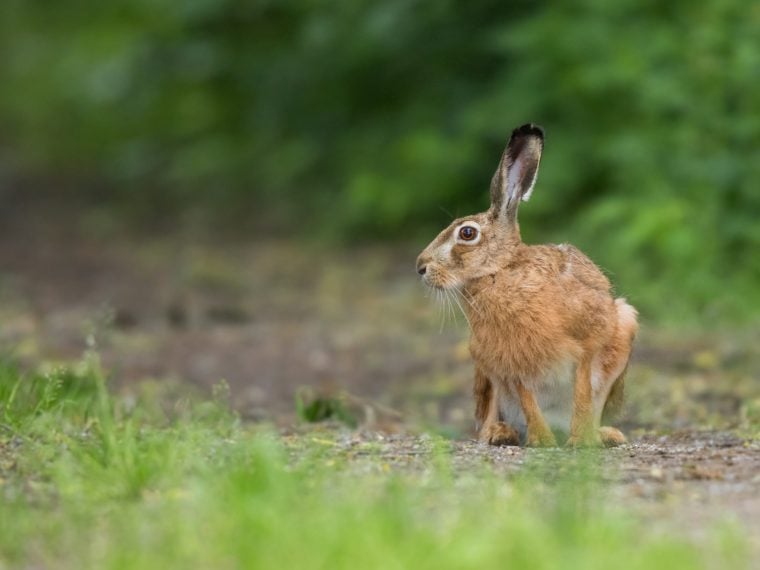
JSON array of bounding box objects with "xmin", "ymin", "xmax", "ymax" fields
[{"xmin": 417, "ymin": 124, "xmax": 638, "ymax": 447}]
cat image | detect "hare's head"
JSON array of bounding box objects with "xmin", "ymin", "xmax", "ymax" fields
[{"xmin": 416, "ymin": 124, "xmax": 544, "ymax": 289}]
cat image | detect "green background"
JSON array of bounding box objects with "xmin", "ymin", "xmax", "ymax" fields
[{"xmin": 1, "ymin": 0, "xmax": 758, "ymax": 321}]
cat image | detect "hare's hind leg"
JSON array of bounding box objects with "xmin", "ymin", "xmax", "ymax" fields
[
  {"xmin": 595, "ymin": 362, "xmax": 630, "ymax": 447},
  {"xmin": 567, "ymin": 355, "xmax": 600, "ymax": 447},
  {"xmin": 594, "ymin": 299, "xmax": 638, "ymax": 447},
  {"xmin": 475, "ymin": 368, "xmax": 519, "ymax": 446},
  {"xmin": 598, "ymin": 426, "xmax": 626, "ymax": 447},
  {"xmin": 569, "ymin": 354, "xmax": 627, "ymax": 448}
]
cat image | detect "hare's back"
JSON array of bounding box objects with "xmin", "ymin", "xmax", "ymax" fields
[
  {"xmin": 554, "ymin": 244, "xmax": 612, "ymax": 294},
  {"xmin": 515, "ymin": 244, "xmax": 611, "ymax": 293}
]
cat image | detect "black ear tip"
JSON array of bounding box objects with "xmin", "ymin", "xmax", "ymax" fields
[{"xmin": 512, "ymin": 123, "xmax": 545, "ymax": 140}]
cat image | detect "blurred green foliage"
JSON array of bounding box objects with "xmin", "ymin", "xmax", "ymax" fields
[
  {"xmin": 296, "ymin": 390, "xmax": 358, "ymax": 428},
  {"xmin": 0, "ymin": 0, "xmax": 758, "ymax": 320}
]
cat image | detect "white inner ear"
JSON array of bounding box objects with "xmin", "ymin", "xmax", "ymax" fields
[
  {"xmin": 502, "ymin": 141, "xmax": 541, "ymax": 219},
  {"xmin": 506, "ymin": 159, "xmax": 525, "ymax": 202},
  {"xmin": 522, "ymin": 160, "xmax": 538, "ymax": 202},
  {"xmin": 520, "ymin": 156, "xmax": 540, "ymax": 202},
  {"xmin": 453, "ymin": 221, "xmax": 482, "ymax": 245},
  {"xmin": 500, "ymin": 159, "xmax": 521, "ymax": 219}
]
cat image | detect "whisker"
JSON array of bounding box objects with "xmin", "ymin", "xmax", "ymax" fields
[
  {"xmin": 437, "ymin": 288, "xmax": 445, "ymax": 334},
  {"xmin": 461, "ymin": 292, "xmax": 477, "ymax": 312},
  {"xmin": 438, "ymin": 205, "xmax": 455, "ymax": 220},
  {"xmin": 449, "ymin": 290, "xmax": 459, "ymax": 325},
  {"xmin": 459, "ymin": 287, "xmax": 479, "ymax": 315},
  {"xmin": 461, "ymin": 283, "xmax": 493, "ymax": 318},
  {"xmin": 452, "ymin": 290, "xmax": 472, "ymax": 330}
]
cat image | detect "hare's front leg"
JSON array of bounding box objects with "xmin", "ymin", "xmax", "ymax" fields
[
  {"xmin": 475, "ymin": 368, "xmax": 519, "ymax": 446},
  {"xmin": 514, "ymin": 380, "xmax": 557, "ymax": 447},
  {"xmin": 567, "ymin": 355, "xmax": 602, "ymax": 447}
]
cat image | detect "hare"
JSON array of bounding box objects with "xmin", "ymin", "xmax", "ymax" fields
[{"xmin": 416, "ymin": 124, "xmax": 638, "ymax": 447}]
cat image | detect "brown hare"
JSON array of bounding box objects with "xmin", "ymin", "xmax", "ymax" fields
[{"xmin": 416, "ymin": 124, "xmax": 638, "ymax": 447}]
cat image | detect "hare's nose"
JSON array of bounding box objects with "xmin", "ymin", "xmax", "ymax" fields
[{"xmin": 416, "ymin": 254, "xmax": 430, "ymax": 275}]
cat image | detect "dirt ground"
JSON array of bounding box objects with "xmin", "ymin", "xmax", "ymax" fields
[
  {"xmin": 282, "ymin": 427, "xmax": 760, "ymax": 553},
  {"xmin": 0, "ymin": 216, "xmax": 758, "ymax": 547}
]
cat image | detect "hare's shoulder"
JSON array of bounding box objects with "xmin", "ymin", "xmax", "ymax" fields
[{"xmin": 518, "ymin": 243, "xmax": 611, "ymax": 293}]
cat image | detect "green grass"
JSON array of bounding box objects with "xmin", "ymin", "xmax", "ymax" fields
[{"xmin": 0, "ymin": 356, "xmax": 749, "ymax": 569}]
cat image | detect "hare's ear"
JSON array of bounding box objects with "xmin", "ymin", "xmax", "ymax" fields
[{"xmin": 489, "ymin": 124, "xmax": 544, "ymax": 223}]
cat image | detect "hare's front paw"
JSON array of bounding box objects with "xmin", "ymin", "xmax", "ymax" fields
[
  {"xmin": 565, "ymin": 431, "xmax": 602, "ymax": 448},
  {"xmin": 480, "ymin": 422, "xmax": 520, "ymax": 446},
  {"xmin": 525, "ymin": 427, "xmax": 557, "ymax": 448}
]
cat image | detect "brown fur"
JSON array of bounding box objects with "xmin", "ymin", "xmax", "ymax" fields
[
  {"xmin": 473, "ymin": 366, "xmax": 492, "ymax": 427},
  {"xmin": 602, "ymin": 366, "xmax": 626, "ymax": 424},
  {"xmin": 417, "ymin": 124, "xmax": 638, "ymax": 447}
]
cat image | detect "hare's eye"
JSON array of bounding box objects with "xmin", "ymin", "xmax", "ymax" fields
[{"xmin": 459, "ymin": 226, "xmax": 478, "ymax": 241}]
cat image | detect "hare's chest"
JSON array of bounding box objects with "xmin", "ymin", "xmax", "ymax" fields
[{"xmin": 468, "ymin": 308, "xmax": 567, "ymax": 378}]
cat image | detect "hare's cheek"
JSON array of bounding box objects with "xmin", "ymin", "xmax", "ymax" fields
[{"xmin": 449, "ymin": 245, "xmax": 476, "ymax": 269}]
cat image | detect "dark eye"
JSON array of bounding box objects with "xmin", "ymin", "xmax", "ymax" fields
[{"xmin": 459, "ymin": 225, "xmax": 478, "ymax": 241}]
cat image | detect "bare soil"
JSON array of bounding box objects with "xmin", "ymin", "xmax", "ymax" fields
[{"xmin": 283, "ymin": 427, "xmax": 759, "ymax": 552}]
